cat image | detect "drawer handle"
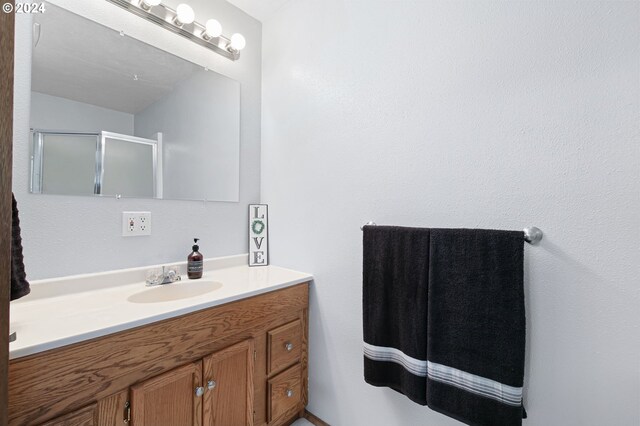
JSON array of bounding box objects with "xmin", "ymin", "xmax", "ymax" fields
[
  {"xmin": 207, "ymin": 380, "xmax": 217, "ymax": 390},
  {"xmin": 284, "ymin": 342, "xmax": 294, "ymax": 352},
  {"xmin": 286, "ymin": 389, "xmax": 294, "ymax": 398},
  {"xmin": 195, "ymin": 386, "xmax": 205, "ymax": 397}
]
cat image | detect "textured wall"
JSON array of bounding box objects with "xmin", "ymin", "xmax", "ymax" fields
[
  {"xmin": 262, "ymin": 1, "xmax": 639, "ymax": 425},
  {"xmin": 13, "ymin": 0, "xmax": 261, "ymax": 279}
]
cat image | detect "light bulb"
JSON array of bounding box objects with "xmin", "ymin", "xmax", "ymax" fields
[
  {"xmin": 229, "ymin": 33, "xmax": 246, "ymax": 51},
  {"xmin": 203, "ymin": 19, "xmax": 222, "ymax": 39},
  {"xmin": 174, "ymin": 4, "xmax": 195, "ymax": 26},
  {"xmin": 140, "ymin": 0, "xmax": 161, "ymax": 10}
]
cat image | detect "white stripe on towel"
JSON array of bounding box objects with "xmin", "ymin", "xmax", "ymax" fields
[
  {"xmin": 427, "ymin": 360, "xmax": 523, "ymax": 406},
  {"xmin": 363, "ymin": 343, "xmax": 522, "ymax": 406},
  {"xmin": 363, "ymin": 342, "xmax": 427, "ymax": 376}
]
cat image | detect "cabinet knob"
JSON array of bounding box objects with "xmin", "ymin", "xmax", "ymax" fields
[
  {"xmin": 286, "ymin": 389, "xmax": 294, "ymax": 398},
  {"xmin": 284, "ymin": 342, "xmax": 294, "ymax": 352},
  {"xmin": 207, "ymin": 380, "xmax": 217, "ymax": 390},
  {"xmin": 195, "ymin": 386, "xmax": 205, "ymax": 397}
]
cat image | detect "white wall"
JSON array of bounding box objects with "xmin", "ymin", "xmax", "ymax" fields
[
  {"xmin": 262, "ymin": 1, "xmax": 639, "ymax": 425},
  {"xmin": 13, "ymin": 0, "xmax": 261, "ymax": 279},
  {"xmin": 135, "ymin": 70, "xmax": 240, "ymax": 202},
  {"xmin": 31, "ymin": 92, "xmax": 134, "ymax": 134}
]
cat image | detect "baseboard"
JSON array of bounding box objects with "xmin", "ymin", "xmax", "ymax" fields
[{"xmin": 304, "ymin": 409, "xmax": 330, "ymax": 426}]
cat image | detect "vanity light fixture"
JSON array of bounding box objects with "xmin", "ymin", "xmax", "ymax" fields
[{"xmin": 105, "ymin": 0, "xmax": 246, "ymax": 61}]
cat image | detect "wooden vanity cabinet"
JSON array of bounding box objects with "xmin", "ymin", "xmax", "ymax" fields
[
  {"xmin": 8, "ymin": 283, "xmax": 309, "ymax": 426},
  {"xmin": 130, "ymin": 339, "xmax": 254, "ymax": 426}
]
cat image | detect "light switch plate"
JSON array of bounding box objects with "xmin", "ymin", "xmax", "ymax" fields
[{"xmin": 122, "ymin": 211, "xmax": 151, "ymax": 237}]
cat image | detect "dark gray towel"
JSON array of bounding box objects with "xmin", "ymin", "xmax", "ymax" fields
[
  {"xmin": 363, "ymin": 225, "xmax": 430, "ymax": 405},
  {"xmin": 11, "ymin": 193, "xmax": 30, "ymax": 300},
  {"xmin": 363, "ymin": 226, "xmax": 526, "ymax": 426},
  {"xmin": 427, "ymin": 228, "xmax": 525, "ymax": 426}
]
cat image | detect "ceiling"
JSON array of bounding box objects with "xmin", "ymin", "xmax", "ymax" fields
[
  {"xmin": 225, "ymin": 0, "xmax": 290, "ymax": 22},
  {"xmin": 32, "ymin": 4, "xmax": 201, "ymax": 114}
]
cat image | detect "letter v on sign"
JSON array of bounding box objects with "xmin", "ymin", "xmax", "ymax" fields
[{"xmin": 253, "ymin": 237, "xmax": 264, "ymax": 249}]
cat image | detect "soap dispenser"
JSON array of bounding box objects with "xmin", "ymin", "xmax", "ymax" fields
[{"xmin": 187, "ymin": 238, "xmax": 203, "ymax": 279}]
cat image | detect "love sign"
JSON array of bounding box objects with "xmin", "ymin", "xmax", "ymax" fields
[{"xmin": 249, "ymin": 204, "xmax": 269, "ymax": 266}]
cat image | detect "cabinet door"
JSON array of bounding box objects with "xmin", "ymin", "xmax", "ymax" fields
[
  {"xmin": 203, "ymin": 339, "xmax": 255, "ymax": 426},
  {"xmin": 40, "ymin": 403, "xmax": 97, "ymax": 426},
  {"xmin": 38, "ymin": 389, "xmax": 129, "ymax": 426},
  {"xmin": 96, "ymin": 389, "xmax": 129, "ymax": 426},
  {"xmin": 131, "ymin": 361, "xmax": 203, "ymax": 426}
]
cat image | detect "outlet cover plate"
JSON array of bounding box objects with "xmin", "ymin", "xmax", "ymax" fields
[{"xmin": 122, "ymin": 211, "xmax": 152, "ymax": 237}]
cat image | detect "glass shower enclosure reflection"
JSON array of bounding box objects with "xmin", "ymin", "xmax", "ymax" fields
[{"xmin": 31, "ymin": 130, "xmax": 159, "ymax": 198}]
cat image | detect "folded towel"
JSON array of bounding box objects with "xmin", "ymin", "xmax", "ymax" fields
[
  {"xmin": 363, "ymin": 225, "xmax": 430, "ymax": 405},
  {"xmin": 11, "ymin": 193, "xmax": 30, "ymax": 300},
  {"xmin": 427, "ymin": 228, "xmax": 526, "ymax": 426}
]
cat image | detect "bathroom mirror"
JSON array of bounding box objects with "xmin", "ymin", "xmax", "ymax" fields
[{"xmin": 29, "ymin": 3, "xmax": 240, "ymax": 201}]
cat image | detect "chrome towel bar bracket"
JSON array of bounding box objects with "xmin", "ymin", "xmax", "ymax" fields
[
  {"xmin": 523, "ymin": 227, "xmax": 543, "ymax": 245},
  {"xmin": 360, "ymin": 222, "xmax": 543, "ymax": 245}
]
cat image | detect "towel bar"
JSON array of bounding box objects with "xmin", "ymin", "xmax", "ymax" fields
[{"xmin": 360, "ymin": 222, "xmax": 543, "ymax": 245}]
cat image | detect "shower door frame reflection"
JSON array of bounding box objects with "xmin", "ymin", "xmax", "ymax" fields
[{"xmin": 31, "ymin": 129, "xmax": 159, "ymax": 198}]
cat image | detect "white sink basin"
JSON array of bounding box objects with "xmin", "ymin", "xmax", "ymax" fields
[{"xmin": 127, "ymin": 280, "xmax": 223, "ymax": 303}]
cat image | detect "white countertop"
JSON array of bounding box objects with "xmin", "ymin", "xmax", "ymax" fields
[{"xmin": 9, "ymin": 255, "xmax": 312, "ymax": 360}]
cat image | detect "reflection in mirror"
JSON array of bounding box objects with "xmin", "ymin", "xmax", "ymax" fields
[
  {"xmin": 30, "ymin": 2, "xmax": 240, "ymax": 201},
  {"xmin": 32, "ymin": 130, "xmax": 159, "ymax": 198},
  {"xmin": 102, "ymin": 133, "xmax": 157, "ymax": 198},
  {"xmin": 36, "ymin": 132, "xmax": 98, "ymax": 195}
]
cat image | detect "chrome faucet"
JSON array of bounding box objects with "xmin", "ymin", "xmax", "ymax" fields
[{"xmin": 145, "ymin": 266, "xmax": 182, "ymax": 286}]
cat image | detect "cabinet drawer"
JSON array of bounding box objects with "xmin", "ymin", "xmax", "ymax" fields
[
  {"xmin": 267, "ymin": 319, "xmax": 302, "ymax": 374},
  {"xmin": 268, "ymin": 363, "xmax": 302, "ymax": 423}
]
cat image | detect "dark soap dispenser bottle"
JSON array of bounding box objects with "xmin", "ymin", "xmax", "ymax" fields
[{"xmin": 187, "ymin": 238, "xmax": 203, "ymax": 279}]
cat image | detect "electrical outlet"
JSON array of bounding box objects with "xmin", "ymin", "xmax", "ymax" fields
[{"xmin": 122, "ymin": 211, "xmax": 152, "ymax": 237}]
